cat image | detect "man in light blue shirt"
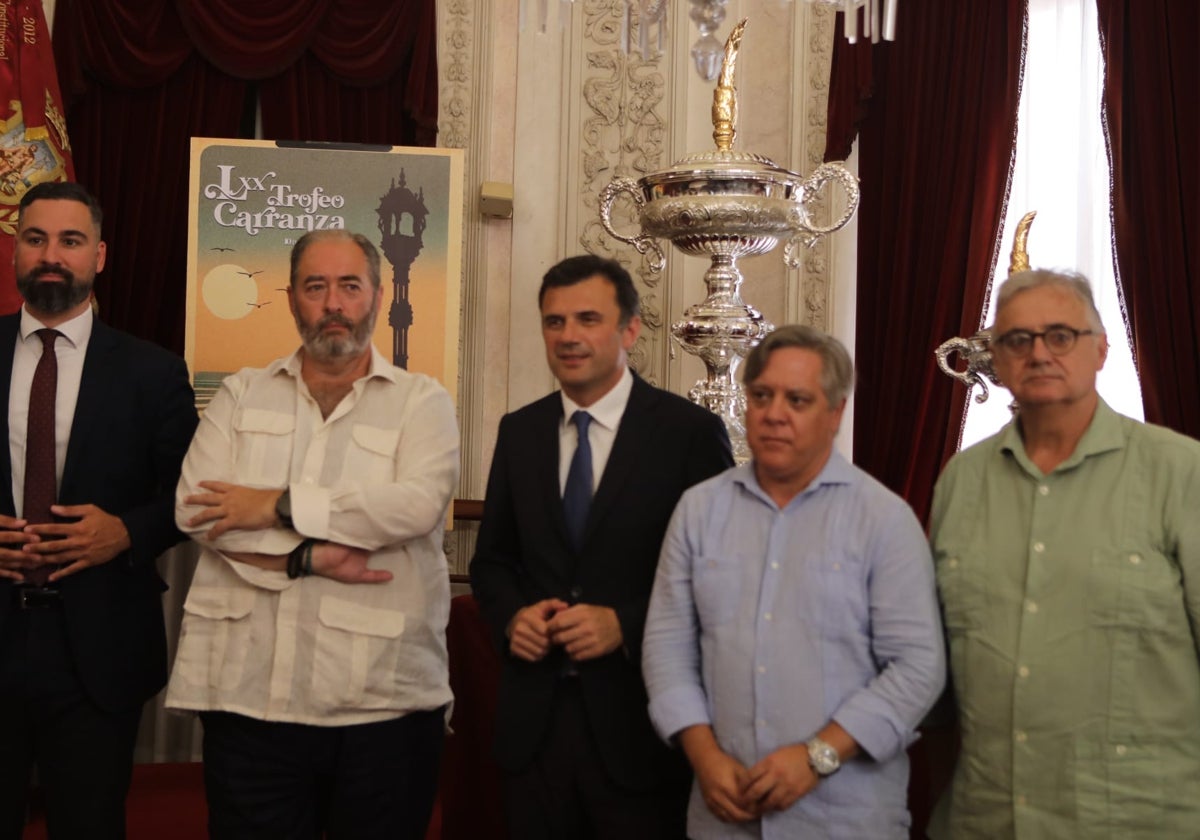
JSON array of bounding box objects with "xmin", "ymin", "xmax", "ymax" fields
[{"xmin": 643, "ymin": 325, "xmax": 945, "ymax": 839}]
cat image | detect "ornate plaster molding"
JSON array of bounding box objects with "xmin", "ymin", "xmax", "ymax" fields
[
  {"xmin": 796, "ymin": 3, "xmax": 837, "ymax": 331},
  {"xmin": 574, "ymin": 0, "xmax": 670, "ymax": 384}
]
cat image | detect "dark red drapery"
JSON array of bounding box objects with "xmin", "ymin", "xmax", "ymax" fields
[
  {"xmin": 825, "ymin": 1, "xmax": 1027, "ymax": 525},
  {"xmin": 1097, "ymin": 0, "xmax": 1200, "ymax": 437},
  {"xmin": 51, "ymin": 0, "xmax": 438, "ymax": 352}
]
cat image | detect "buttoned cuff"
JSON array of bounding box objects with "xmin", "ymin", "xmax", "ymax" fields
[
  {"xmin": 290, "ymin": 482, "xmax": 331, "ymax": 539},
  {"xmin": 648, "ymin": 683, "xmax": 711, "ymax": 745},
  {"xmin": 833, "ymin": 693, "xmax": 910, "ymax": 763}
]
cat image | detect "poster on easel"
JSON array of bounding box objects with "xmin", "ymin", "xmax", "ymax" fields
[{"xmin": 185, "ymin": 138, "xmax": 464, "ymax": 410}]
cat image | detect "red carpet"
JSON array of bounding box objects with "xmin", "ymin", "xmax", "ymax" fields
[{"xmin": 23, "ymin": 763, "xmax": 208, "ymax": 839}]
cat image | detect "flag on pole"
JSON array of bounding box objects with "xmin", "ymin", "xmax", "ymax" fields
[{"xmin": 0, "ymin": 0, "xmax": 74, "ymax": 314}]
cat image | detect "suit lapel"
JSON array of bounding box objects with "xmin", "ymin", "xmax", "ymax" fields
[
  {"xmin": 583, "ymin": 374, "xmax": 658, "ymax": 543},
  {"xmin": 0, "ymin": 315, "xmax": 18, "ymax": 514},
  {"xmin": 60, "ymin": 319, "xmax": 117, "ymax": 497}
]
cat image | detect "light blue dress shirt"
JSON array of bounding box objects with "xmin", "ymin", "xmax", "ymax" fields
[{"xmin": 643, "ymin": 454, "xmax": 945, "ymax": 839}]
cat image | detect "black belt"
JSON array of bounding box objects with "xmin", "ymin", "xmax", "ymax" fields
[{"xmin": 11, "ymin": 585, "xmax": 63, "ymax": 609}]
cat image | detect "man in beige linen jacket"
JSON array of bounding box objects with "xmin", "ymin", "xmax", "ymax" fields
[{"xmin": 166, "ymin": 229, "xmax": 459, "ymax": 840}]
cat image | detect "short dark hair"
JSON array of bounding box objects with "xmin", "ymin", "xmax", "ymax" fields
[
  {"xmin": 289, "ymin": 230, "xmax": 382, "ymax": 289},
  {"xmin": 19, "ymin": 181, "xmax": 104, "ymax": 234},
  {"xmin": 742, "ymin": 324, "xmax": 855, "ymax": 405},
  {"xmin": 539, "ymin": 254, "xmax": 640, "ymax": 325}
]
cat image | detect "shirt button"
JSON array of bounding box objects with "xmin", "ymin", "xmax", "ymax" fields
[
  {"xmin": 1032, "ymin": 541, "xmax": 1045, "ymax": 553},
  {"xmin": 947, "ymin": 557, "xmax": 959, "ymax": 569},
  {"xmin": 832, "ymin": 562, "xmax": 841, "ymax": 571},
  {"xmin": 1018, "ymin": 665, "xmax": 1030, "ymax": 678},
  {"xmin": 770, "ymin": 562, "xmax": 779, "ymax": 570},
  {"xmin": 763, "ymin": 613, "xmax": 773, "ymax": 621},
  {"xmin": 1115, "ymin": 744, "xmax": 1127, "ymax": 756},
  {"xmin": 1015, "ymin": 730, "xmax": 1028, "ymax": 743},
  {"xmin": 1038, "ymin": 485, "xmax": 1049, "ymax": 496},
  {"xmin": 1016, "ymin": 794, "xmax": 1028, "ymax": 807},
  {"xmin": 1129, "ymin": 554, "xmax": 1141, "ymax": 565},
  {"xmin": 757, "ymin": 666, "xmax": 767, "ymax": 674},
  {"xmin": 1025, "ymin": 600, "xmax": 1038, "ymax": 614}
]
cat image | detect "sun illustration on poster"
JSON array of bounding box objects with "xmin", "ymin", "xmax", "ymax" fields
[{"xmin": 201, "ymin": 264, "xmax": 262, "ymax": 319}]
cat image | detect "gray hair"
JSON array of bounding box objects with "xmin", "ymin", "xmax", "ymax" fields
[
  {"xmin": 993, "ymin": 269, "xmax": 1105, "ymax": 333},
  {"xmin": 289, "ymin": 230, "xmax": 382, "ymax": 290},
  {"xmin": 742, "ymin": 324, "xmax": 854, "ymax": 405}
]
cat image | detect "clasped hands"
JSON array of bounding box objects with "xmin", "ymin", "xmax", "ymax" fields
[
  {"xmin": 683, "ymin": 728, "xmax": 819, "ymax": 823},
  {"xmin": 0, "ymin": 505, "xmax": 131, "ymax": 583},
  {"xmin": 185, "ymin": 480, "xmax": 390, "ymax": 585},
  {"xmin": 506, "ymin": 598, "xmax": 623, "ymax": 663}
]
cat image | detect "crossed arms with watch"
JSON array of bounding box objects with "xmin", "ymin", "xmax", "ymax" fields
[{"xmin": 182, "ymin": 483, "xmax": 391, "ymax": 585}]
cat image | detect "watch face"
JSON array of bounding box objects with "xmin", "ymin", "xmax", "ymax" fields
[{"xmin": 808, "ymin": 740, "xmax": 840, "ymax": 775}]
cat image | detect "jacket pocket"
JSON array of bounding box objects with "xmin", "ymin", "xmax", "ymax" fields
[
  {"xmin": 692, "ymin": 555, "xmax": 743, "ymax": 627},
  {"xmin": 311, "ymin": 596, "xmax": 406, "ymax": 708},
  {"xmin": 232, "ymin": 408, "xmax": 295, "ymax": 486},
  {"xmin": 1088, "ymin": 548, "xmax": 1177, "ymax": 632},
  {"xmin": 344, "ymin": 424, "xmax": 400, "ymax": 484},
  {"xmin": 179, "ymin": 586, "xmax": 256, "ymax": 691}
]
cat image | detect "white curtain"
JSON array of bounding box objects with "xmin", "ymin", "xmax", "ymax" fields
[{"xmin": 960, "ymin": 0, "xmax": 1142, "ymax": 449}]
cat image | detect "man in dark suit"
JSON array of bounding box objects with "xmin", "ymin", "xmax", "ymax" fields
[
  {"xmin": 471, "ymin": 254, "xmax": 733, "ymax": 839},
  {"xmin": 0, "ymin": 182, "xmax": 198, "ymax": 838}
]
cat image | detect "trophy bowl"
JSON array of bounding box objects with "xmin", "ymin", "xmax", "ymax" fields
[
  {"xmin": 600, "ymin": 150, "xmax": 856, "ymax": 272},
  {"xmin": 597, "ymin": 19, "xmax": 860, "ymax": 459}
]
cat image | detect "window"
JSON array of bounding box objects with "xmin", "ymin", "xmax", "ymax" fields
[{"xmin": 959, "ymin": 0, "xmax": 1142, "ymax": 449}]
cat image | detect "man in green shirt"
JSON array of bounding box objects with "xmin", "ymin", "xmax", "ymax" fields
[{"xmin": 930, "ymin": 269, "xmax": 1200, "ymax": 838}]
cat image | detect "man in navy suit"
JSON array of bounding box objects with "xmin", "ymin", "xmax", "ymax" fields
[
  {"xmin": 471, "ymin": 254, "xmax": 733, "ymax": 839},
  {"xmin": 0, "ymin": 182, "xmax": 197, "ymax": 838}
]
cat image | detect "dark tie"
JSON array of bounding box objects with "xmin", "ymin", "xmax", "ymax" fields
[
  {"xmin": 23, "ymin": 329, "xmax": 60, "ymax": 586},
  {"xmin": 562, "ymin": 411, "xmax": 593, "ymax": 551}
]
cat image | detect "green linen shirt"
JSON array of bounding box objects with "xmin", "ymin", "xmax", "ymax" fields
[{"xmin": 929, "ymin": 399, "xmax": 1200, "ymax": 839}]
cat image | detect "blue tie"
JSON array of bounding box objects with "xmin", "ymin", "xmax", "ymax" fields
[{"xmin": 563, "ymin": 411, "xmax": 593, "ymax": 550}]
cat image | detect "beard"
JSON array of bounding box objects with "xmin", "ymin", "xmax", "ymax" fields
[
  {"xmin": 295, "ymin": 301, "xmax": 379, "ymax": 362},
  {"xmin": 17, "ymin": 265, "xmax": 93, "ymax": 315}
]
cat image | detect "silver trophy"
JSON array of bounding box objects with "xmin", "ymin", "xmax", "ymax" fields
[{"xmin": 599, "ymin": 20, "xmax": 860, "ymax": 459}]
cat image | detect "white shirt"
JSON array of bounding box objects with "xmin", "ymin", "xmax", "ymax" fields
[
  {"xmin": 8, "ymin": 306, "xmax": 92, "ymax": 515},
  {"xmin": 166, "ymin": 347, "xmax": 460, "ymax": 725},
  {"xmin": 558, "ymin": 366, "xmax": 633, "ymax": 494}
]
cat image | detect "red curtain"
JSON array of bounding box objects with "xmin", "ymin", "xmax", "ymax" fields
[
  {"xmin": 825, "ymin": 1, "xmax": 1026, "ymax": 525},
  {"xmin": 1097, "ymin": 1, "xmax": 1200, "ymax": 437},
  {"xmin": 51, "ymin": 0, "xmax": 438, "ymax": 352}
]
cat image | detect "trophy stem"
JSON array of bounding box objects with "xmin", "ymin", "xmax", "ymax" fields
[{"xmin": 671, "ymin": 253, "xmax": 772, "ymax": 462}]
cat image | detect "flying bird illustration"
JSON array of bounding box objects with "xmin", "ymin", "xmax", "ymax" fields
[
  {"xmin": 247, "ymin": 301, "xmax": 271, "ymax": 309},
  {"xmin": 210, "ymin": 247, "xmax": 235, "ymax": 252},
  {"xmin": 237, "ymin": 270, "xmax": 263, "ymax": 278}
]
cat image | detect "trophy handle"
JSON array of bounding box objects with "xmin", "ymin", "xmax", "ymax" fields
[
  {"xmin": 599, "ymin": 178, "xmax": 666, "ymax": 273},
  {"xmin": 783, "ymin": 163, "xmax": 862, "ymax": 267},
  {"xmin": 935, "ymin": 335, "xmax": 994, "ymax": 404}
]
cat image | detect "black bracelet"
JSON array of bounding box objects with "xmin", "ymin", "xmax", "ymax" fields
[
  {"xmin": 286, "ymin": 539, "xmax": 314, "ymax": 579},
  {"xmin": 302, "ymin": 540, "xmax": 314, "ymax": 576}
]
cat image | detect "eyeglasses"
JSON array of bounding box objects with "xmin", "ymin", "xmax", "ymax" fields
[{"xmin": 992, "ymin": 326, "xmax": 1096, "ymax": 357}]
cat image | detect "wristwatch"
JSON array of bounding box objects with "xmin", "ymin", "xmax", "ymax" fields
[
  {"xmin": 275, "ymin": 488, "xmax": 294, "ymax": 529},
  {"xmin": 806, "ymin": 737, "xmax": 841, "ymax": 777}
]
